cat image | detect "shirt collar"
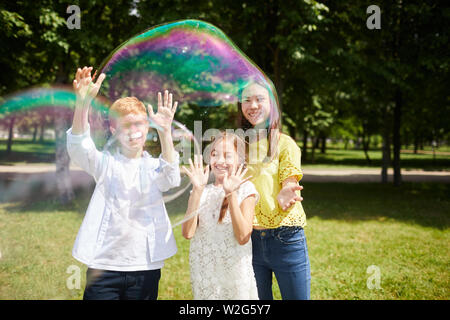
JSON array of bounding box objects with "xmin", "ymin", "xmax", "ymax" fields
[{"xmin": 114, "ymin": 148, "xmax": 150, "ymax": 163}]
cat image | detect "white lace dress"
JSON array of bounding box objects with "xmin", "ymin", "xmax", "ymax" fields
[{"xmin": 189, "ymin": 181, "xmax": 259, "ymax": 300}]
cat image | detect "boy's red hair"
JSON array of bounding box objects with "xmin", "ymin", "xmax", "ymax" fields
[{"xmin": 109, "ymin": 97, "xmax": 147, "ymax": 126}]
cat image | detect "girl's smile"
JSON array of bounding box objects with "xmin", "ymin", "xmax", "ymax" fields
[
  {"xmin": 241, "ymin": 83, "xmax": 271, "ymax": 126},
  {"xmin": 210, "ymin": 138, "xmax": 240, "ymax": 183}
]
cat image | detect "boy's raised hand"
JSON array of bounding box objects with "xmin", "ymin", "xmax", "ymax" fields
[
  {"xmin": 73, "ymin": 66, "xmax": 105, "ymax": 105},
  {"xmin": 147, "ymin": 90, "xmax": 178, "ymax": 133},
  {"xmin": 71, "ymin": 67, "xmax": 105, "ymax": 135}
]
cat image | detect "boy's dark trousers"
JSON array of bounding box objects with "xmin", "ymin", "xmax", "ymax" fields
[{"xmin": 83, "ymin": 268, "xmax": 161, "ymax": 300}]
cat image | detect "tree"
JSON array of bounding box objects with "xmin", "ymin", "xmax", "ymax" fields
[{"xmin": 322, "ymin": 0, "xmax": 449, "ymax": 185}]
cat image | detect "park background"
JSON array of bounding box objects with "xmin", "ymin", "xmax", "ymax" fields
[{"xmin": 0, "ymin": 0, "xmax": 448, "ymax": 299}]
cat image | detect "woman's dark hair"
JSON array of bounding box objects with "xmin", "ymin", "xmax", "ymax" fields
[{"xmin": 236, "ymin": 78, "xmax": 281, "ymax": 162}]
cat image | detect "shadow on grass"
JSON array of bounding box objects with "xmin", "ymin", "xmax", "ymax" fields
[
  {"xmin": 302, "ymin": 182, "xmax": 450, "ymax": 230},
  {"xmin": 0, "ymin": 150, "xmax": 55, "ymax": 165},
  {"xmin": 2, "ymin": 176, "xmax": 449, "ymax": 231},
  {"xmin": 0, "ymin": 183, "xmax": 94, "ymax": 214}
]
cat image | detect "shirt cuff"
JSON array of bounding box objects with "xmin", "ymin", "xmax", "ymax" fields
[
  {"xmin": 158, "ymin": 151, "xmax": 180, "ymax": 168},
  {"xmin": 280, "ymin": 167, "xmax": 303, "ymax": 183},
  {"xmin": 66, "ymin": 125, "xmax": 91, "ymax": 143}
]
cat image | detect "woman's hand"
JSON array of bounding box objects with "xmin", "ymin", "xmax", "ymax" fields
[
  {"xmin": 182, "ymin": 154, "xmax": 209, "ymax": 191},
  {"xmin": 277, "ymin": 178, "xmax": 304, "ymax": 211},
  {"xmin": 73, "ymin": 66, "xmax": 105, "ymax": 105},
  {"xmin": 223, "ymin": 164, "xmax": 251, "ymax": 196},
  {"xmin": 148, "ymin": 90, "xmax": 178, "ymax": 134}
]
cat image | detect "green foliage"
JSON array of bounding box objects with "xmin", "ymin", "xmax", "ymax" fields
[
  {"xmin": 0, "ymin": 10, "xmax": 32, "ymax": 38},
  {"xmin": 1, "ymin": 0, "xmax": 448, "ymax": 168}
]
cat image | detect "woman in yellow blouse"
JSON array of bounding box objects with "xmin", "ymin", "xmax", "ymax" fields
[{"xmin": 238, "ymin": 79, "xmax": 311, "ymax": 300}]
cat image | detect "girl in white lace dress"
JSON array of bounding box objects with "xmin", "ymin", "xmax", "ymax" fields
[{"xmin": 181, "ymin": 133, "xmax": 259, "ymax": 300}]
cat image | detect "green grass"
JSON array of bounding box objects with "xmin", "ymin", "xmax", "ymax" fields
[
  {"xmin": 0, "ymin": 182, "xmax": 448, "ymax": 300},
  {"xmin": 0, "ymin": 139, "xmax": 55, "ymax": 164},
  {"xmin": 301, "ymin": 147, "xmax": 450, "ymax": 171},
  {"xmin": 303, "ymin": 182, "xmax": 449, "ymax": 299}
]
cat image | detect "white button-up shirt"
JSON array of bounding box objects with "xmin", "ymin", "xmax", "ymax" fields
[{"xmin": 66, "ymin": 126, "xmax": 180, "ymax": 271}]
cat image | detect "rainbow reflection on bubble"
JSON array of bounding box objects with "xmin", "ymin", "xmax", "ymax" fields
[
  {"xmin": 98, "ymin": 19, "xmax": 278, "ymax": 111},
  {"xmin": 0, "ymin": 86, "xmax": 110, "ymax": 144},
  {"xmin": 0, "ymin": 87, "xmax": 108, "ymax": 115}
]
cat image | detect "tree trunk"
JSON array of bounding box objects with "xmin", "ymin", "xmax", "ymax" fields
[
  {"xmin": 362, "ymin": 141, "xmax": 371, "ymax": 164},
  {"xmin": 287, "ymin": 123, "xmax": 297, "ymax": 141},
  {"xmin": 320, "ymin": 135, "xmax": 326, "ymax": 154},
  {"xmin": 392, "ymin": 89, "xmax": 402, "ymax": 186},
  {"xmin": 314, "ymin": 136, "xmax": 320, "ymax": 149},
  {"xmin": 39, "ymin": 122, "xmax": 45, "ymax": 142},
  {"xmin": 302, "ymin": 129, "xmax": 308, "ymax": 161},
  {"xmin": 310, "ymin": 136, "xmax": 318, "ymax": 164},
  {"xmin": 360, "ymin": 123, "xmax": 371, "ymax": 164},
  {"xmin": 391, "ymin": 1, "xmax": 403, "ymax": 187},
  {"xmin": 6, "ymin": 116, "xmax": 16, "ymax": 155},
  {"xmin": 32, "ymin": 123, "xmax": 38, "ymax": 142},
  {"xmin": 54, "ymin": 113, "xmax": 74, "ymax": 204},
  {"xmin": 413, "ymin": 135, "xmax": 419, "ymax": 154},
  {"xmin": 362, "ymin": 133, "xmax": 371, "ymax": 165},
  {"xmin": 381, "ymin": 107, "xmax": 391, "ymax": 183},
  {"xmin": 54, "ymin": 67, "xmax": 74, "ymax": 204},
  {"xmin": 273, "ymin": 47, "xmax": 283, "ymax": 112}
]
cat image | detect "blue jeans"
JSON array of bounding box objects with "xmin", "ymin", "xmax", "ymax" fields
[
  {"xmin": 252, "ymin": 226, "xmax": 311, "ymax": 300},
  {"xmin": 83, "ymin": 268, "xmax": 161, "ymax": 300}
]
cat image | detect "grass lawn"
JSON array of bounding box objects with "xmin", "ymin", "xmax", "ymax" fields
[
  {"xmin": 0, "ymin": 139, "xmax": 55, "ymax": 164},
  {"xmin": 0, "ymin": 182, "xmax": 448, "ymax": 300},
  {"xmin": 301, "ymin": 147, "xmax": 450, "ymax": 171}
]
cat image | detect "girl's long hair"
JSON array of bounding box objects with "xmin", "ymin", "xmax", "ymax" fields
[{"xmin": 236, "ymin": 78, "xmax": 281, "ymax": 162}]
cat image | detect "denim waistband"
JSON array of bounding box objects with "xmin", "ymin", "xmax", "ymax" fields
[{"xmin": 252, "ymin": 226, "xmax": 303, "ymax": 237}]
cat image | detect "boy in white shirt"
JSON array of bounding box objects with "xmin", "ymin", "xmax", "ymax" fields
[{"xmin": 67, "ymin": 66, "xmax": 180, "ymax": 300}]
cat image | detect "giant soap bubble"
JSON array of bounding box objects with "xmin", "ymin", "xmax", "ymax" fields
[
  {"xmin": 0, "ymin": 19, "xmax": 281, "ymax": 233},
  {"xmin": 97, "ymin": 19, "xmax": 280, "ymax": 147},
  {"xmin": 96, "ymin": 19, "xmax": 281, "ymax": 228}
]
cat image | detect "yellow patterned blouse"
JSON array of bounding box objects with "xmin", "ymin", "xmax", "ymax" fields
[{"xmin": 247, "ymin": 133, "xmax": 306, "ymax": 229}]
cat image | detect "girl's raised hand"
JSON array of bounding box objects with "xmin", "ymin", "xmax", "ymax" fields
[
  {"xmin": 73, "ymin": 66, "xmax": 105, "ymax": 103},
  {"xmin": 223, "ymin": 164, "xmax": 252, "ymax": 196},
  {"xmin": 182, "ymin": 154, "xmax": 209, "ymax": 191}
]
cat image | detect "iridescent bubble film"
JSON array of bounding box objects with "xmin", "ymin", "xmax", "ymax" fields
[
  {"xmin": 98, "ymin": 19, "xmax": 280, "ymax": 138},
  {"xmin": 0, "ymin": 86, "xmax": 108, "ymax": 206},
  {"xmin": 0, "ymin": 19, "xmax": 281, "ymax": 230},
  {"xmin": 95, "ymin": 19, "xmax": 282, "ymax": 227}
]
